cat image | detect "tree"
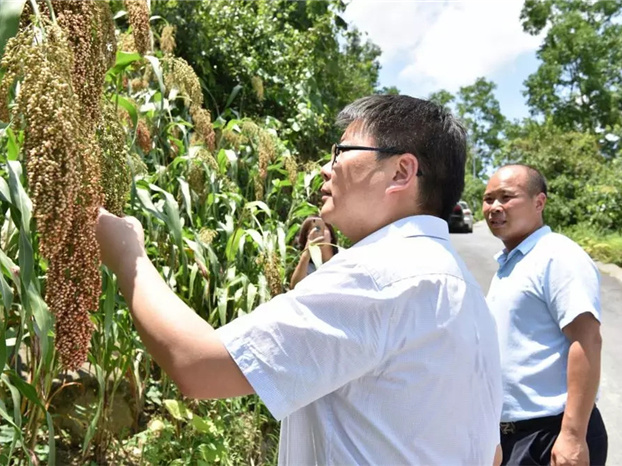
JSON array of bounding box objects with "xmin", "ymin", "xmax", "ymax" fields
[
  {"xmin": 498, "ymin": 119, "xmax": 606, "ymax": 228},
  {"xmin": 428, "ymin": 89, "xmax": 454, "ymax": 108},
  {"xmin": 150, "ymin": 0, "xmax": 382, "ymax": 160},
  {"xmin": 521, "ymin": 0, "xmax": 622, "ymax": 155},
  {"xmin": 428, "ymin": 78, "xmax": 506, "ymax": 178},
  {"xmin": 456, "ymin": 78, "xmax": 507, "ymax": 175}
]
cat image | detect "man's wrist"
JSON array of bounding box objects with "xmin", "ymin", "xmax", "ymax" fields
[
  {"xmin": 560, "ymin": 415, "xmax": 588, "ymax": 438},
  {"xmin": 113, "ymin": 246, "xmax": 148, "ymax": 279}
]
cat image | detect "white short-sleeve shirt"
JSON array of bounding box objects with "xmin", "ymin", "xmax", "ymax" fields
[{"xmin": 216, "ymin": 215, "xmax": 502, "ymax": 465}]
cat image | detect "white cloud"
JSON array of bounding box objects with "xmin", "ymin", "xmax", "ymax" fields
[{"xmin": 343, "ymin": 0, "xmax": 544, "ymax": 95}]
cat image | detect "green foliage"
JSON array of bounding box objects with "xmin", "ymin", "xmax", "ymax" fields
[
  {"xmin": 521, "ymin": 0, "xmax": 622, "ymax": 154},
  {"xmin": 0, "ymin": 8, "xmax": 324, "ymax": 463},
  {"xmin": 0, "ymin": 0, "xmax": 26, "ymax": 59},
  {"xmin": 498, "ymin": 119, "xmax": 604, "ymax": 228},
  {"xmin": 150, "ymin": 0, "xmax": 381, "ymax": 160},
  {"xmin": 428, "ymin": 78, "xmax": 507, "ymax": 178},
  {"xmin": 562, "ymin": 224, "xmax": 622, "ymax": 267},
  {"xmin": 456, "ymin": 78, "xmax": 507, "ymax": 170},
  {"xmin": 582, "ymin": 157, "xmax": 622, "ymax": 231},
  {"xmin": 462, "ymin": 173, "xmax": 486, "ymax": 221},
  {"xmin": 123, "ymin": 398, "xmax": 277, "ymax": 465}
]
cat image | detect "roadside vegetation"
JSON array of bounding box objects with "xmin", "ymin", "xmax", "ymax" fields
[{"xmin": 0, "ymin": 0, "xmax": 620, "ymax": 464}]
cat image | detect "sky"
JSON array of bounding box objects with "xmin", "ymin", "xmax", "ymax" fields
[{"xmin": 342, "ymin": 0, "xmax": 546, "ymax": 121}]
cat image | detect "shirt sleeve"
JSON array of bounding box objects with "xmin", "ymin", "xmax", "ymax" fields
[
  {"xmin": 215, "ymin": 261, "xmax": 391, "ymax": 421},
  {"xmin": 544, "ymin": 242, "xmax": 601, "ymax": 330}
]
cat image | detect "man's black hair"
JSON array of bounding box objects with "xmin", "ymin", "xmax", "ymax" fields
[{"xmin": 336, "ymin": 95, "xmax": 467, "ymax": 220}]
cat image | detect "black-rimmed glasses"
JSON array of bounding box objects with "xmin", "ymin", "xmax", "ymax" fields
[{"xmin": 330, "ymin": 144, "xmax": 423, "ymax": 176}]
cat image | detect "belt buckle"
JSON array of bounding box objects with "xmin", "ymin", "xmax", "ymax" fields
[{"xmin": 500, "ymin": 422, "xmax": 516, "ymax": 434}]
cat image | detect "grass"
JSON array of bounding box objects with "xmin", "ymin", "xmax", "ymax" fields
[{"xmin": 562, "ymin": 224, "xmax": 622, "ymax": 267}]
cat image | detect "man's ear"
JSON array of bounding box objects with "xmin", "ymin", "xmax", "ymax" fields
[
  {"xmin": 535, "ymin": 192, "xmax": 547, "ymax": 213},
  {"xmin": 386, "ymin": 153, "xmax": 418, "ymax": 194}
]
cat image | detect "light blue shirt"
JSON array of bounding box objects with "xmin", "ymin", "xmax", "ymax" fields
[
  {"xmin": 218, "ymin": 216, "xmax": 502, "ymax": 465},
  {"xmin": 487, "ymin": 225, "xmax": 601, "ymax": 422}
]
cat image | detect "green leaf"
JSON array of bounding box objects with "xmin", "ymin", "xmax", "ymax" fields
[
  {"xmin": 246, "ymin": 201, "xmax": 272, "ymax": 217},
  {"xmin": 0, "ymin": 0, "xmax": 26, "ymax": 59},
  {"xmin": 8, "ymin": 370, "xmax": 44, "ymax": 409},
  {"xmin": 144, "ymin": 55, "xmax": 165, "ymax": 95},
  {"xmin": 177, "ymin": 177, "xmax": 193, "ymax": 226},
  {"xmin": 27, "ymin": 283, "xmax": 52, "ymax": 362},
  {"xmin": 224, "ymin": 84, "xmax": 243, "ymax": 110},
  {"xmin": 1, "ymin": 373, "xmax": 21, "ymax": 428},
  {"xmin": 18, "ymin": 228, "xmax": 33, "ymax": 291},
  {"xmin": 5, "ymin": 127, "xmax": 19, "ymax": 161},
  {"xmin": 7, "ymin": 160, "xmax": 32, "ymax": 234},
  {"xmin": 0, "ymin": 248, "xmax": 19, "ymax": 290},
  {"xmin": 190, "ymin": 415, "xmax": 212, "ymax": 433},
  {"xmin": 163, "ymin": 399, "xmax": 187, "ymax": 421},
  {"xmin": 114, "ymin": 95, "xmax": 138, "ymax": 129},
  {"xmin": 46, "ymin": 411, "xmax": 56, "ymax": 466},
  {"xmin": 246, "ymin": 283, "xmax": 257, "ymax": 313},
  {"xmin": 0, "ymin": 176, "xmax": 10, "ymax": 203},
  {"xmin": 103, "ymin": 270, "xmax": 116, "ymax": 336},
  {"xmin": 225, "ymin": 228, "xmax": 244, "ymax": 262},
  {"xmin": 150, "ymin": 184, "xmax": 183, "ymax": 246},
  {"xmin": 0, "ymin": 269, "xmax": 14, "ymax": 310},
  {"xmin": 245, "ymin": 229, "xmax": 263, "ymax": 248},
  {"xmin": 0, "ymin": 399, "xmax": 18, "ymax": 430},
  {"xmin": 216, "ymin": 286, "xmax": 228, "ymax": 327},
  {"xmin": 0, "ymin": 322, "xmax": 7, "ymax": 371},
  {"xmin": 136, "ymin": 186, "xmax": 165, "ymax": 222},
  {"xmin": 108, "ymin": 51, "xmax": 142, "ymax": 75},
  {"xmin": 113, "ymin": 10, "xmax": 127, "ymax": 20}
]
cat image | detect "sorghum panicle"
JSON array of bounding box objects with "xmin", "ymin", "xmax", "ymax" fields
[
  {"xmin": 258, "ymin": 131, "xmax": 276, "ymax": 180},
  {"xmin": 258, "ymin": 253, "xmax": 282, "ymax": 297},
  {"xmin": 97, "ymin": 101, "xmax": 133, "ymax": 216},
  {"xmin": 160, "ymin": 25, "xmax": 176, "ymax": 55},
  {"xmin": 190, "ymin": 105, "xmax": 216, "ymax": 151},
  {"xmin": 251, "ymin": 76, "xmax": 265, "ymax": 101},
  {"xmin": 124, "ymin": 0, "xmax": 151, "ymax": 55},
  {"xmin": 284, "ymin": 156, "xmax": 298, "ymax": 186},
  {"xmin": 2, "ymin": 18, "xmax": 112, "ymax": 370},
  {"xmin": 23, "ymin": 1, "xmax": 118, "ymax": 124},
  {"xmin": 1, "ymin": 24, "xmax": 80, "ymax": 259},
  {"xmin": 163, "ymin": 56, "xmax": 203, "ymax": 107},
  {"xmin": 136, "ymin": 119, "xmax": 152, "ymax": 153}
]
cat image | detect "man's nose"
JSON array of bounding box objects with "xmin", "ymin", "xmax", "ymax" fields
[
  {"xmin": 491, "ymin": 199, "xmax": 503, "ymax": 211},
  {"xmin": 321, "ymin": 161, "xmax": 332, "ymax": 180}
]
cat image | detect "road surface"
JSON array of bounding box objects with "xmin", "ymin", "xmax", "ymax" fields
[{"xmin": 451, "ymin": 222, "xmax": 622, "ymax": 465}]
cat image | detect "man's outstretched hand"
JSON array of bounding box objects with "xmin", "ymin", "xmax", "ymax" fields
[{"xmin": 96, "ymin": 208, "xmax": 146, "ymax": 274}]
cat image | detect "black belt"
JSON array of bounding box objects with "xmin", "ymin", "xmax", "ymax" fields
[{"xmin": 500, "ymin": 412, "xmax": 563, "ymax": 435}]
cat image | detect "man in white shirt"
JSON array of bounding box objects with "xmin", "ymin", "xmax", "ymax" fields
[{"xmin": 96, "ymin": 95, "xmax": 502, "ymax": 465}]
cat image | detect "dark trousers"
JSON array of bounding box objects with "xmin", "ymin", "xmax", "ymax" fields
[{"xmin": 500, "ymin": 407, "xmax": 607, "ymax": 466}]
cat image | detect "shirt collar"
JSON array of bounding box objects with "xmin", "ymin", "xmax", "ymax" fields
[
  {"xmin": 353, "ymin": 215, "xmax": 449, "ymax": 249},
  {"xmin": 494, "ymin": 225, "xmax": 551, "ymax": 265}
]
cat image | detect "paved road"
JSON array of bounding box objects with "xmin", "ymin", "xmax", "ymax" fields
[{"xmin": 451, "ymin": 222, "xmax": 622, "ymax": 465}]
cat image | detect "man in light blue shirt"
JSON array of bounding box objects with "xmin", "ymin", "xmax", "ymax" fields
[{"xmin": 484, "ymin": 164, "xmax": 607, "ymax": 466}]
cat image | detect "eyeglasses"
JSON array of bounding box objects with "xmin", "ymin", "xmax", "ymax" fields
[{"xmin": 330, "ymin": 144, "xmax": 423, "ymax": 176}]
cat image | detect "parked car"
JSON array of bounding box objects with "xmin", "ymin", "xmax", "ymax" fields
[{"xmin": 449, "ymin": 201, "xmax": 474, "ymax": 233}]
